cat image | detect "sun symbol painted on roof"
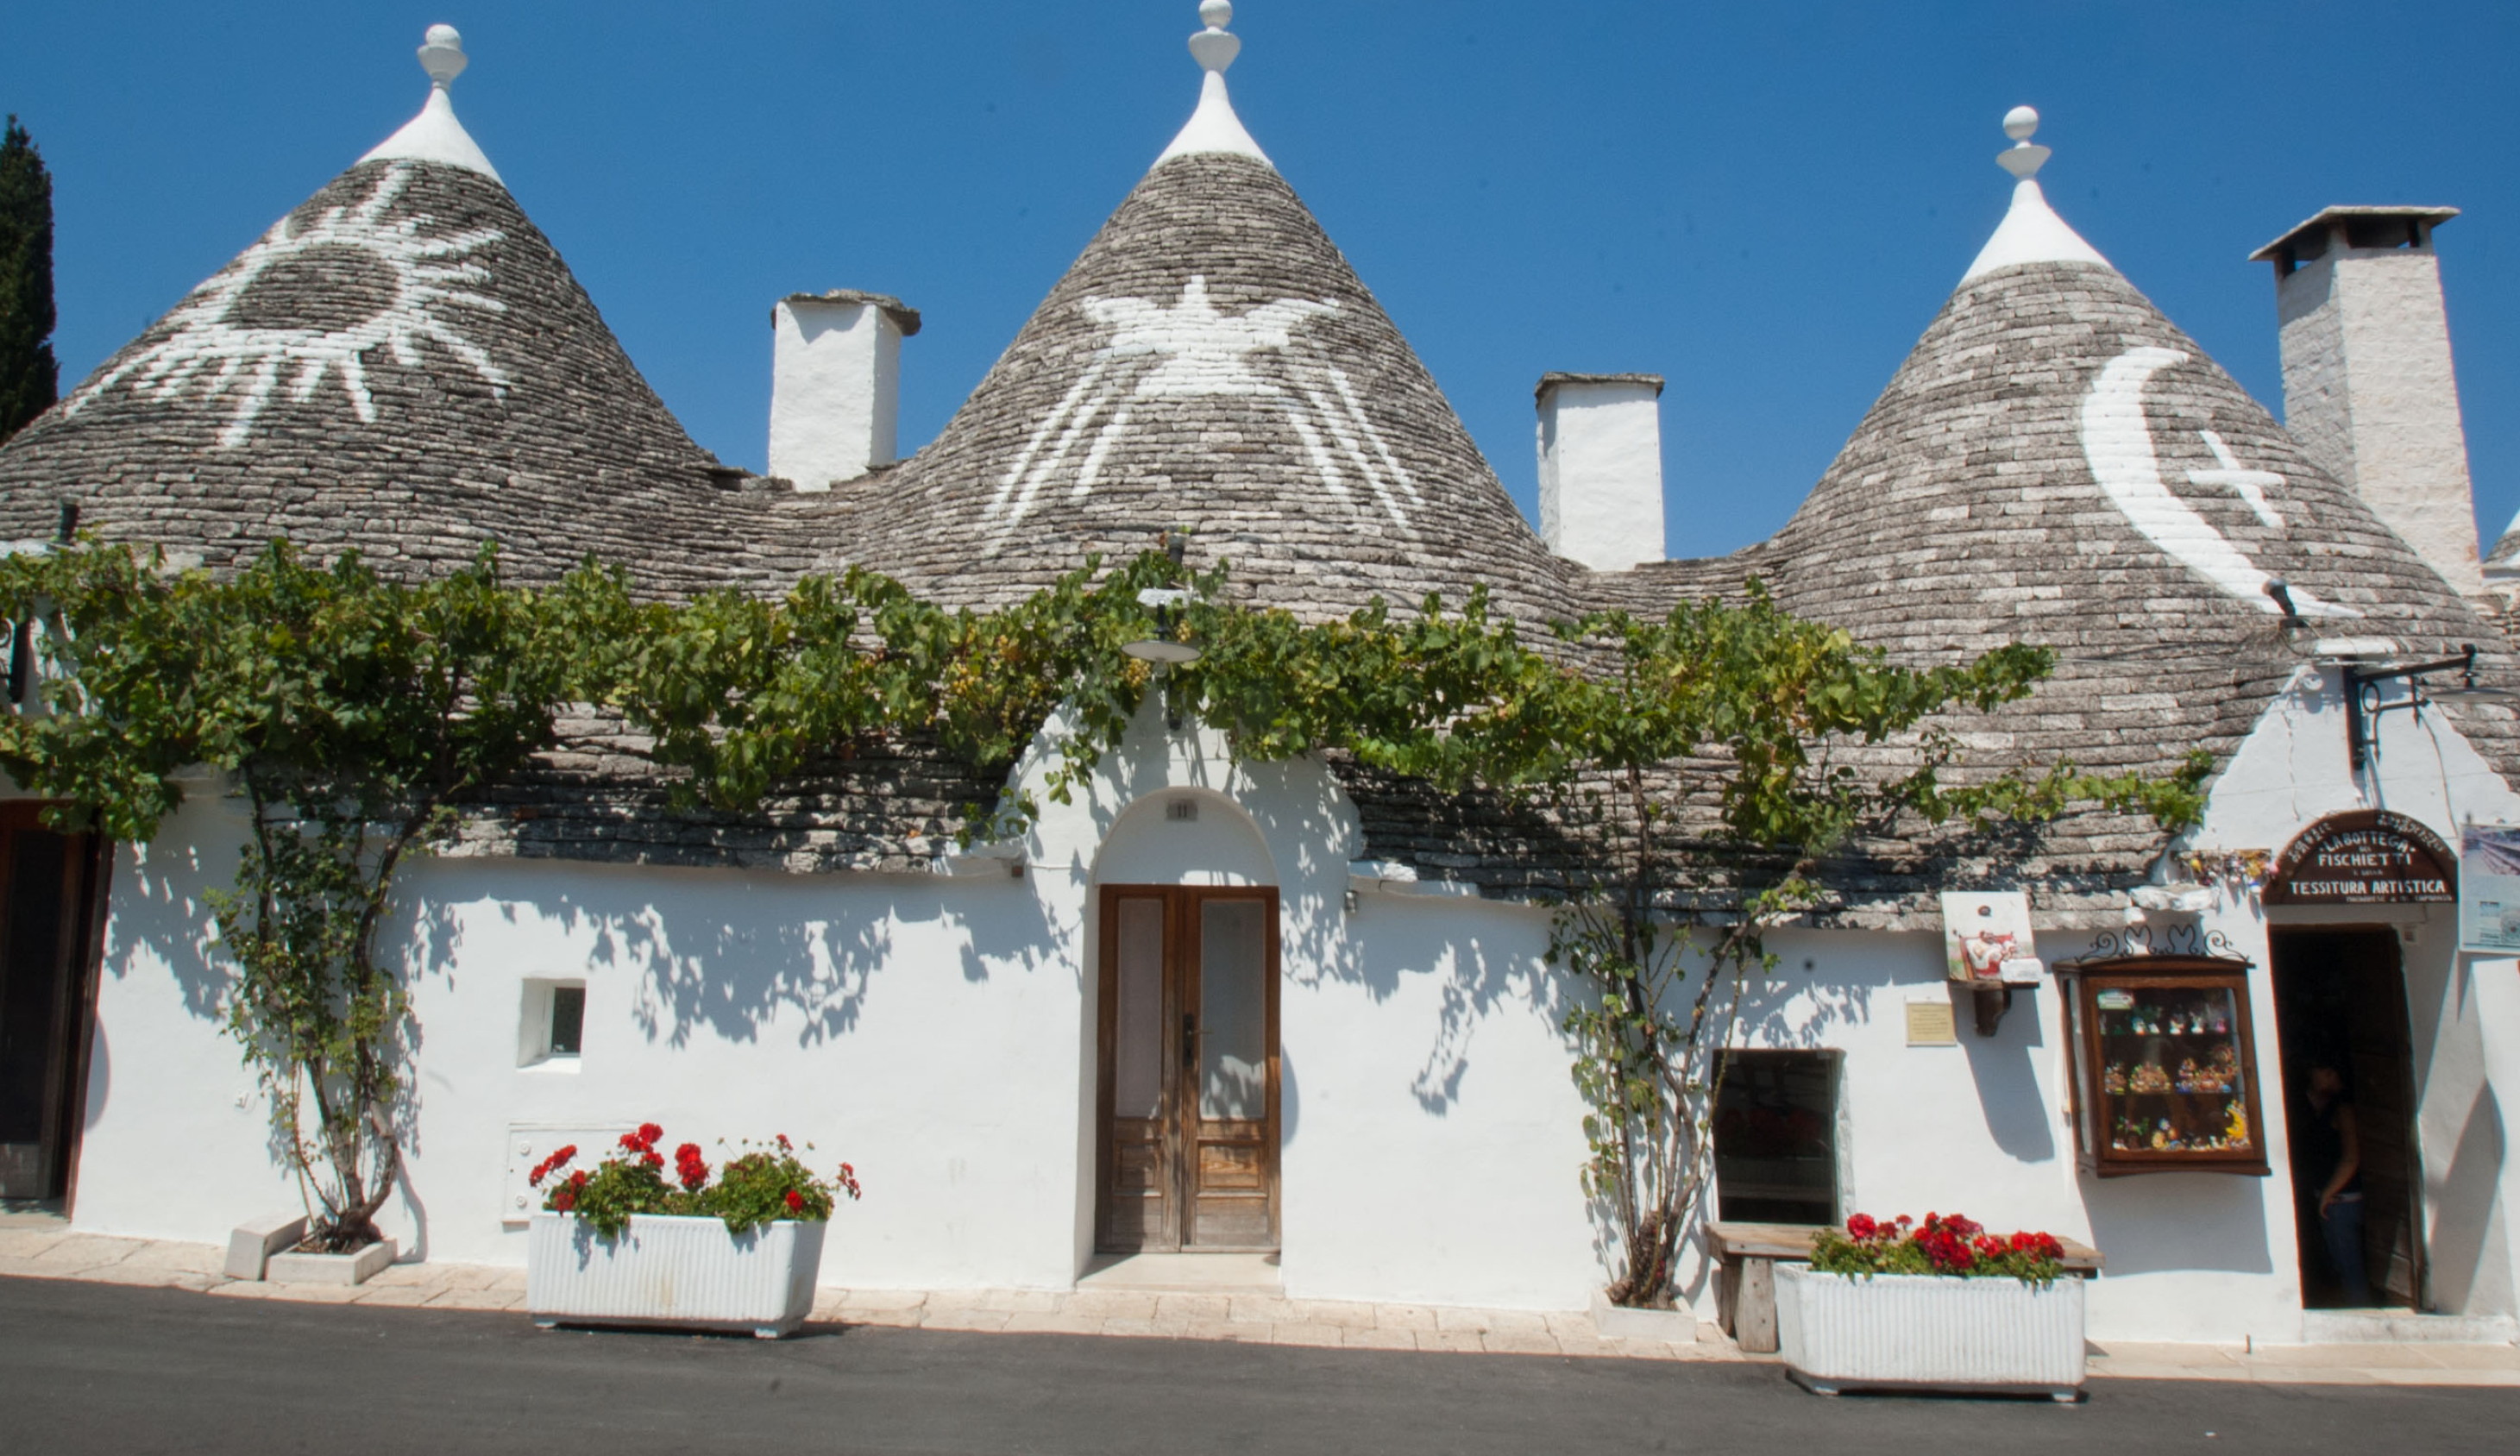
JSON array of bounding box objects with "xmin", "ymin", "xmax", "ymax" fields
[
  {"xmin": 66, "ymin": 162, "xmax": 509, "ymax": 449},
  {"xmin": 985, "ymin": 275, "xmax": 1423, "ymax": 531}
]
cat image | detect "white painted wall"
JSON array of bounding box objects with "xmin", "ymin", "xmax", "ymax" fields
[
  {"xmin": 70, "ymin": 794, "xmax": 291, "ymax": 1242},
  {"xmin": 72, "ymin": 781, "xmax": 1090, "ymax": 1290},
  {"xmin": 63, "ymin": 704, "xmax": 1599, "ymax": 1310},
  {"xmin": 2164, "ymin": 663, "xmax": 2520, "ymax": 1332},
  {"xmin": 768, "ymin": 296, "xmax": 908, "ymax": 492},
  {"xmin": 53, "ymin": 671, "xmax": 2520, "ymax": 1334},
  {"xmin": 1537, "ymin": 376, "xmax": 1664, "ymax": 573},
  {"xmin": 2276, "ymin": 230, "xmax": 2483, "ymax": 597}
]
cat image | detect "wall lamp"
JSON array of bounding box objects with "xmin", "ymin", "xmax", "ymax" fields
[
  {"xmin": 2343, "ymin": 643, "xmax": 2514, "ymax": 774},
  {"xmin": 1122, "ymin": 528, "xmax": 1200, "ymax": 729}
]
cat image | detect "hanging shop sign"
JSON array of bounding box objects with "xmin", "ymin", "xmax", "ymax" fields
[
  {"xmin": 2262, "ymin": 811, "xmax": 2455, "ymax": 906},
  {"xmin": 2458, "ymin": 824, "xmax": 2520, "ymax": 953},
  {"xmin": 1939, "ymin": 890, "xmax": 2046, "ymax": 985}
]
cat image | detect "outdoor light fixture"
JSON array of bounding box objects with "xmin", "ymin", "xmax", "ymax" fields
[
  {"xmin": 1123, "ymin": 528, "xmax": 1202, "ymax": 667},
  {"xmin": 2342, "ymin": 643, "xmax": 2513, "ymax": 774},
  {"xmin": 1122, "ymin": 529, "xmax": 1201, "ymax": 728}
]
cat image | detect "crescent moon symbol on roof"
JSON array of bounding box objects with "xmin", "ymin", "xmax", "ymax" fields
[{"xmin": 2077, "ymin": 346, "xmax": 2356, "ymax": 618}]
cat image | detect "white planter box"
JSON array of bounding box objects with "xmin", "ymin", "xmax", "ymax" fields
[
  {"xmin": 1775, "ymin": 1264, "xmax": 2086, "ymax": 1401},
  {"xmin": 526, "ymin": 1213, "xmax": 826, "ymax": 1339}
]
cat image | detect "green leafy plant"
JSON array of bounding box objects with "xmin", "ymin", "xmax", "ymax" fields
[
  {"xmin": 1527, "ymin": 587, "xmax": 2203, "ymax": 1308},
  {"xmin": 0, "ymin": 533, "xmax": 2204, "ymax": 1289},
  {"xmin": 0, "ymin": 541, "xmax": 600, "ymax": 1251},
  {"xmin": 528, "ymin": 1126, "xmax": 860, "ymax": 1240}
]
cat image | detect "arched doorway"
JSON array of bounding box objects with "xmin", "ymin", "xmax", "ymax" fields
[{"xmin": 1089, "ymin": 792, "xmax": 1280, "ymax": 1253}]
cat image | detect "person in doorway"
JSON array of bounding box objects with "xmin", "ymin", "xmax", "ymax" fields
[{"xmin": 2297, "ymin": 1054, "xmax": 2370, "ymax": 1305}]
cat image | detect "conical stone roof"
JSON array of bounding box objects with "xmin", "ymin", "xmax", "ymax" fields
[
  {"xmin": 0, "ymin": 47, "xmax": 738, "ymax": 593},
  {"xmin": 1367, "ymin": 113, "xmax": 2520, "ymax": 921},
  {"xmin": 1749, "ymin": 110, "xmax": 2500, "ymax": 665},
  {"xmin": 798, "ymin": 144, "xmax": 1574, "ymax": 624},
  {"xmin": 1760, "ymin": 256, "xmax": 2491, "ymax": 657}
]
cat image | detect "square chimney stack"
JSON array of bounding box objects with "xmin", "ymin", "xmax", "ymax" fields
[
  {"xmin": 2253, "ymin": 207, "xmax": 2480, "ymax": 598},
  {"xmin": 1536, "ymin": 373, "xmax": 1665, "ymax": 573},
  {"xmin": 768, "ymin": 291, "xmax": 921, "ymax": 492}
]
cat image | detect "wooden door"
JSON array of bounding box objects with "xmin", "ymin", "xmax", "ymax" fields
[
  {"xmin": 1095, "ymin": 886, "xmax": 1279, "ymax": 1253},
  {"xmin": 0, "ymin": 803, "xmax": 105, "ymax": 1201}
]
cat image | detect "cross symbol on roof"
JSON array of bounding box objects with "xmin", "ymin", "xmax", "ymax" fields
[{"xmin": 2184, "ymin": 430, "xmax": 2286, "ymax": 530}]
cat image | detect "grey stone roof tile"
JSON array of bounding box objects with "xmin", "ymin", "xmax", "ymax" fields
[
  {"xmin": 6, "ymin": 139, "xmax": 2510, "ymax": 922},
  {"xmin": 0, "ymin": 158, "xmax": 745, "ymax": 595}
]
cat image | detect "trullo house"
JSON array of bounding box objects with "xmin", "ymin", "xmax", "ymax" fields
[{"xmin": 1, "ymin": 10, "xmax": 2516, "ymax": 1347}]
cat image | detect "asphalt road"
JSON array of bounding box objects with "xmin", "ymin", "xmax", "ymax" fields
[{"xmin": 3, "ymin": 1277, "xmax": 2513, "ymax": 1455}]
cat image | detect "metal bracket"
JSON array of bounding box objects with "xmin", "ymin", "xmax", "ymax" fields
[{"xmin": 2344, "ymin": 644, "xmax": 2483, "ymax": 775}]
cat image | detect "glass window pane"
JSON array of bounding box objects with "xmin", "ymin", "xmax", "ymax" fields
[
  {"xmin": 1198, "ymin": 901, "xmax": 1267, "ymax": 1121},
  {"xmin": 547, "ymin": 985, "xmax": 585, "ymax": 1057},
  {"xmin": 1114, "ymin": 899, "xmax": 1165, "ymax": 1118},
  {"xmin": 1712, "ymin": 1051, "xmax": 1838, "ymax": 1224},
  {"xmin": 2094, "ymin": 982, "xmax": 2252, "ymax": 1153}
]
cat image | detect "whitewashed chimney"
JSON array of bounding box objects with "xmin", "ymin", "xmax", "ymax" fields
[
  {"xmin": 1536, "ymin": 373, "xmax": 1665, "ymax": 572},
  {"xmin": 2253, "ymin": 207, "xmax": 2481, "ymax": 597},
  {"xmin": 767, "ymin": 291, "xmax": 921, "ymax": 492}
]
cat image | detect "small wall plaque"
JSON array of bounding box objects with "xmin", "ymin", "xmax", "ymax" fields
[{"xmin": 1906, "ymin": 999, "xmax": 1958, "ymax": 1046}]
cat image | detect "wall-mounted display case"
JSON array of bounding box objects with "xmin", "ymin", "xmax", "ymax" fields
[{"xmin": 2057, "ymin": 956, "xmax": 2270, "ymax": 1177}]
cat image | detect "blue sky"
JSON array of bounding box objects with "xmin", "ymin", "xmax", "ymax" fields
[{"xmin": 6, "ymin": 2, "xmax": 2515, "ymax": 562}]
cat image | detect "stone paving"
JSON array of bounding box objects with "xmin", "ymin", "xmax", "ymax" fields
[{"xmin": 6, "ymin": 1221, "xmax": 2517, "ymax": 1384}]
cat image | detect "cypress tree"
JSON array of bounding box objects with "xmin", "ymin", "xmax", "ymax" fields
[{"xmin": 0, "ymin": 116, "xmax": 59, "ymax": 442}]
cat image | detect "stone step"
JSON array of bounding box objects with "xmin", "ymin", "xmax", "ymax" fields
[
  {"xmin": 1076, "ymin": 1251, "xmax": 1283, "ymax": 1296},
  {"xmin": 2300, "ymin": 1309, "xmax": 2520, "ymax": 1345}
]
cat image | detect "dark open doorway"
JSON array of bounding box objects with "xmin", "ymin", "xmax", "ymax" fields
[
  {"xmin": 0, "ymin": 803, "xmax": 108, "ymax": 1202},
  {"xmin": 2268, "ymin": 928, "xmax": 2424, "ymax": 1310}
]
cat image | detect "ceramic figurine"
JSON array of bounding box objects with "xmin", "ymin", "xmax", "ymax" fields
[{"xmin": 2225, "ymin": 1101, "xmax": 2249, "ymax": 1148}]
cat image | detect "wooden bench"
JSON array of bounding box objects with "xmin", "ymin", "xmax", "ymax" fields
[{"xmin": 1707, "ymin": 1221, "xmax": 2103, "ymax": 1353}]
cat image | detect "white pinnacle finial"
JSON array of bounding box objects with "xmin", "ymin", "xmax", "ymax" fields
[
  {"xmin": 1190, "ymin": 2, "xmax": 1240, "ymax": 73},
  {"xmin": 361, "ymin": 23, "xmax": 500, "ymax": 180},
  {"xmin": 418, "ymin": 24, "xmax": 468, "ymax": 88},
  {"xmin": 1157, "ymin": 0, "xmax": 1268, "ymax": 166},
  {"xmin": 1961, "ymin": 103, "xmax": 2109, "ymax": 281},
  {"xmin": 1996, "ymin": 105, "xmax": 2049, "ymax": 180}
]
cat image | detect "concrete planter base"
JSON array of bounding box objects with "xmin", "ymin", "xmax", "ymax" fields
[
  {"xmin": 265, "ymin": 1237, "xmax": 396, "ymax": 1286},
  {"xmin": 1775, "ymin": 1265, "xmax": 2085, "ymax": 1401},
  {"xmin": 223, "ymin": 1212, "xmax": 310, "ymax": 1281},
  {"xmin": 1589, "ymin": 1290, "xmax": 1700, "ymax": 1343},
  {"xmin": 526, "ymin": 1213, "xmax": 825, "ymax": 1339}
]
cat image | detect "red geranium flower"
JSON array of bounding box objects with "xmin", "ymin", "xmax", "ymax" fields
[
  {"xmin": 1845, "ymin": 1213, "xmax": 1878, "ymax": 1239},
  {"xmin": 674, "ymin": 1143, "xmax": 709, "ymax": 1192},
  {"xmin": 528, "ymin": 1145, "xmax": 578, "ymax": 1187},
  {"xmin": 784, "ymin": 1189, "xmax": 805, "ymax": 1213}
]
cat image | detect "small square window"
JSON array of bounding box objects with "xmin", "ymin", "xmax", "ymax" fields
[
  {"xmin": 518, "ymin": 979, "xmax": 587, "ymax": 1069},
  {"xmin": 548, "ymin": 985, "xmax": 585, "ymax": 1057}
]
